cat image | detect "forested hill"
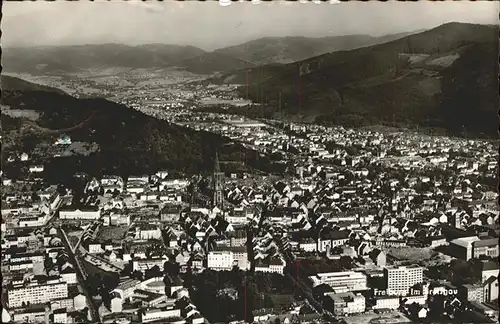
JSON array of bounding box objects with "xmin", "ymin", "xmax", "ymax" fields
[
  {"xmin": 2, "ymin": 31, "xmax": 416, "ymax": 75},
  {"xmin": 230, "ymin": 23, "xmax": 498, "ymax": 138},
  {"xmin": 1, "ymin": 75, "xmax": 236, "ymax": 179},
  {"xmin": 213, "ymin": 31, "xmax": 419, "ymax": 65}
]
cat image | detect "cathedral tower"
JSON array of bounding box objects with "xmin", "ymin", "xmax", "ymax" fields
[{"xmin": 213, "ymin": 152, "xmax": 224, "ymax": 208}]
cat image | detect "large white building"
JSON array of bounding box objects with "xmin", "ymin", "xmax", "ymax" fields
[
  {"xmin": 207, "ymin": 247, "xmax": 249, "ymax": 271},
  {"xmin": 141, "ymin": 308, "xmax": 181, "ymax": 323},
  {"xmin": 135, "ymin": 225, "xmax": 162, "ymax": 240},
  {"xmin": 309, "ymin": 271, "xmax": 367, "ymax": 292},
  {"xmin": 7, "ymin": 278, "xmax": 68, "ymax": 308},
  {"xmin": 18, "ymin": 214, "xmax": 48, "ymax": 228},
  {"xmin": 384, "ymin": 265, "xmax": 423, "ymax": 296},
  {"xmin": 207, "ymin": 251, "xmax": 234, "ymax": 270},
  {"xmin": 255, "ymin": 256, "xmax": 286, "ymax": 274},
  {"xmin": 373, "ymin": 296, "xmax": 400, "ymax": 310},
  {"xmin": 59, "ymin": 208, "xmax": 100, "ymax": 220}
]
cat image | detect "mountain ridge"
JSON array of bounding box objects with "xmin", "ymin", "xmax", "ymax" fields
[
  {"xmin": 230, "ymin": 22, "xmax": 498, "ymax": 137},
  {"xmin": 212, "ymin": 31, "xmax": 422, "ymax": 65},
  {"xmin": 2, "ymin": 30, "xmax": 421, "ymax": 74}
]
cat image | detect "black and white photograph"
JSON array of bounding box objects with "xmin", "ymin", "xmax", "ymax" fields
[{"xmin": 0, "ymin": 1, "xmax": 499, "ymax": 323}]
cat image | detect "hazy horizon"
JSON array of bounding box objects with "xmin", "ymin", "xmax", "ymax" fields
[{"xmin": 2, "ymin": 1, "xmax": 498, "ymax": 51}]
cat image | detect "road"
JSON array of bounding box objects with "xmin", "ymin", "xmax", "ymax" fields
[
  {"xmin": 59, "ymin": 227, "xmax": 100, "ymax": 322},
  {"xmin": 271, "ymin": 228, "xmax": 338, "ymax": 323}
]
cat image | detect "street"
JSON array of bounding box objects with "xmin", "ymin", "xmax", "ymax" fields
[{"xmin": 58, "ymin": 227, "xmax": 100, "ymax": 322}]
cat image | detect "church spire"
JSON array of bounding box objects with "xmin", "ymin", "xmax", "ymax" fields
[
  {"xmin": 213, "ymin": 151, "xmax": 224, "ymax": 209},
  {"xmin": 214, "ymin": 151, "xmax": 221, "ymax": 173}
]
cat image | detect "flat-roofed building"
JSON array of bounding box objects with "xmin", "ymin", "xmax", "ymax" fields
[
  {"xmin": 384, "ymin": 265, "xmax": 423, "ymax": 296},
  {"xmin": 309, "ymin": 271, "xmax": 367, "ymax": 292},
  {"xmin": 449, "ymin": 236, "xmax": 498, "ymax": 261},
  {"xmin": 112, "ymin": 278, "xmax": 142, "ymax": 300},
  {"xmin": 373, "ymin": 296, "xmax": 400, "ymax": 310},
  {"xmin": 7, "ymin": 278, "xmax": 68, "ymax": 308},
  {"xmin": 140, "ymin": 308, "xmax": 181, "ymax": 323},
  {"xmin": 449, "ymin": 236, "xmax": 480, "ymax": 260}
]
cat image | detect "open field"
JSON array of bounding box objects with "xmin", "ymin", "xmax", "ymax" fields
[
  {"xmin": 96, "ymin": 226, "xmax": 129, "ymax": 242},
  {"xmin": 386, "ymin": 247, "xmax": 452, "ymax": 266},
  {"xmin": 386, "ymin": 247, "xmax": 434, "ymax": 261}
]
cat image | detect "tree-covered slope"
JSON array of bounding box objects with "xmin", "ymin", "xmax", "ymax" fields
[{"xmin": 234, "ymin": 23, "xmax": 498, "ymax": 137}]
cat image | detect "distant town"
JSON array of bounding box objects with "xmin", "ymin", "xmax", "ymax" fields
[{"xmin": 1, "ymin": 64, "xmax": 498, "ymax": 324}]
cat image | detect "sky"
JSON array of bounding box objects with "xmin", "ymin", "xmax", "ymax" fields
[{"xmin": 2, "ymin": 0, "xmax": 498, "ymax": 51}]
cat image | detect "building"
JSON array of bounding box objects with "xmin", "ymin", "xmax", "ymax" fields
[
  {"xmin": 483, "ymin": 276, "xmax": 498, "ymax": 303},
  {"xmin": 384, "ymin": 265, "xmax": 423, "ymax": 296},
  {"xmin": 212, "ymin": 152, "xmax": 224, "ymax": 208},
  {"xmin": 449, "ymin": 236, "xmax": 498, "ymax": 260},
  {"xmin": 9, "ymin": 260, "xmax": 34, "ymax": 272},
  {"xmin": 482, "ymin": 261, "xmax": 499, "ymax": 283},
  {"xmin": 59, "ymin": 208, "xmax": 100, "ymax": 220},
  {"xmin": 317, "ymin": 229, "xmax": 350, "ymax": 252},
  {"xmin": 207, "ymin": 246, "xmax": 249, "ymax": 271},
  {"xmin": 369, "ymin": 249, "xmax": 387, "ymax": 267},
  {"xmin": 132, "ymin": 258, "xmax": 167, "ymax": 272},
  {"xmin": 110, "ymin": 296, "xmax": 123, "ymax": 313},
  {"xmin": 73, "ymin": 294, "xmax": 87, "ymax": 310},
  {"xmin": 299, "ymin": 241, "xmax": 317, "ymax": 252},
  {"xmin": 459, "ymin": 284, "xmax": 484, "ymax": 303},
  {"xmin": 472, "ymin": 238, "xmax": 499, "ymax": 259},
  {"xmin": 50, "ymin": 297, "xmax": 74, "ymax": 311},
  {"xmin": 136, "ymin": 225, "xmax": 162, "ymax": 240},
  {"xmin": 103, "ymin": 213, "xmax": 130, "ymax": 226},
  {"xmin": 325, "ymin": 292, "xmax": 366, "ymax": 315},
  {"xmin": 207, "ymin": 251, "xmax": 234, "ymax": 270},
  {"xmin": 7, "ymin": 278, "xmax": 68, "ymax": 308},
  {"xmin": 309, "ymin": 271, "xmax": 367, "ymax": 292},
  {"xmin": 2, "ymin": 308, "xmax": 11, "ymax": 323},
  {"xmin": 18, "ymin": 214, "xmax": 48, "ymax": 228},
  {"xmin": 12, "ymin": 307, "xmax": 47, "ymax": 323},
  {"xmin": 229, "ymin": 229, "xmax": 248, "ymax": 247},
  {"xmin": 160, "ymin": 205, "xmax": 181, "ymax": 222},
  {"xmin": 402, "ymin": 294, "xmax": 427, "ymax": 305},
  {"xmin": 226, "ymin": 208, "xmax": 250, "ymax": 225},
  {"xmin": 112, "ymin": 279, "xmax": 142, "ymax": 300},
  {"xmin": 52, "ymin": 308, "xmax": 68, "ymax": 324},
  {"xmin": 140, "ymin": 308, "xmax": 181, "ymax": 323},
  {"xmin": 255, "ymin": 256, "xmax": 286, "ymax": 274},
  {"xmin": 373, "ymin": 296, "xmax": 400, "ymax": 310},
  {"xmin": 9, "ymin": 251, "xmax": 44, "ymax": 264}
]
